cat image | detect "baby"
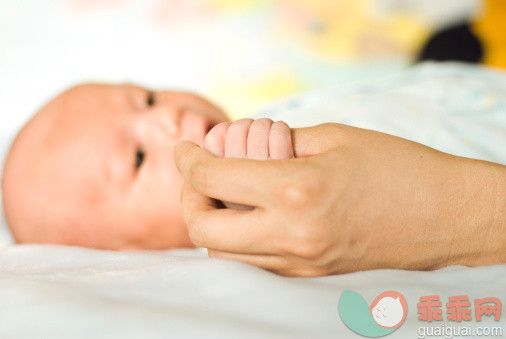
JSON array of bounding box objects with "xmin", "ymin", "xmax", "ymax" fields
[{"xmin": 1, "ymin": 84, "xmax": 293, "ymax": 250}]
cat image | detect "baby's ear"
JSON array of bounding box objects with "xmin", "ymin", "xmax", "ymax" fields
[{"xmin": 203, "ymin": 122, "xmax": 230, "ymax": 157}]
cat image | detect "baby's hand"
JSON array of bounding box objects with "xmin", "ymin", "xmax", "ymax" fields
[{"xmin": 204, "ymin": 118, "xmax": 294, "ymax": 209}]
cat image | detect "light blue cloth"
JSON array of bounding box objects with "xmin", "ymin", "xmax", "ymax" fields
[{"xmin": 256, "ymin": 62, "xmax": 506, "ymax": 165}]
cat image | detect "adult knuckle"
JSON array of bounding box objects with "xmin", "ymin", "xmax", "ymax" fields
[
  {"xmin": 282, "ymin": 183, "xmax": 311, "ymax": 207},
  {"xmin": 275, "ymin": 169, "xmax": 321, "ymax": 208},
  {"xmin": 276, "ymin": 179, "xmax": 310, "ymax": 207},
  {"xmin": 294, "ymin": 237, "xmax": 328, "ymax": 260},
  {"xmin": 275, "ymin": 225, "xmax": 327, "ymax": 260}
]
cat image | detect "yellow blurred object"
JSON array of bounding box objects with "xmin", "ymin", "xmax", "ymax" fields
[
  {"xmin": 276, "ymin": 0, "xmax": 429, "ymax": 61},
  {"xmin": 472, "ymin": 0, "xmax": 506, "ymax": 68},
  {"xmin": 208, "ymin": 0, "xmax": 269, "ymax": 12},
  {"xmin": 205, "ymin": 69, "xmax": 304, "ymax": 119}
]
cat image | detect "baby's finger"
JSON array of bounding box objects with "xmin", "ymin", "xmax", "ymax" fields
[
  {"xmin": 269, "ymin": 121, "xmax": 294, "ymax": 159},
  {"xmin": 246, "ymin": 118, "xmax": 272, "ymax": 160},
  {"xmin": 204, "ymin": 122, "xmax": 230, "ymax": 157},
  {"xmin": 225, "ymin": 118, "xmax": 253, "ymax": 158}
]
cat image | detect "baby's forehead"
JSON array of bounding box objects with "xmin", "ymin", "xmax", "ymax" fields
[
  {"xmin": 20, "ymin": 85, "xmax": 127, "ymax": 190},
  {"xmin": 38, "ymin": 84, "xmax": 140, "ymax": 142},
  {"xmin": 60, "ymin": 83, "xmax": 142, "ymax": 98},
  {"xmin": 2, "ymin": 84, "xmax": 143, "ymax": 242},
  {"xmin": 51, "ymin": 83, "xmax": 138, "ymax": 116},
  {"xmin": 17, "ymin": 82, "xmax": 149, "ymax": 187}
]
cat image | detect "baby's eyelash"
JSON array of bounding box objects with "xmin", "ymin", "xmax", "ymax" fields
[
  {"xmin": 147, "ymin": 92, "xmax": 155, "ymax": 107},
  {"xmin": 135, "ymin": 147, "xmax": 145, "ymax": 170}
]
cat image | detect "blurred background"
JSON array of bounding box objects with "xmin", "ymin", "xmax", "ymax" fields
[{"xmin": 1, "ymin": 0, "xmax": 505, "ymax": 138}]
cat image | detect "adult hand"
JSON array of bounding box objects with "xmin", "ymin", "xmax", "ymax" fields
[{"xmin": 175, "ymin": 123, "xmax": 505, "ymax": 276}]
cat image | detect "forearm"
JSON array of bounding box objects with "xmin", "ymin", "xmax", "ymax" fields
[
  {"xmin": 354, "ymin": 149, "xmax": 506, "ymax": 272},
  {"xmin": 446, "ymin": 156, "xmax": 506, "ymax": 267}
]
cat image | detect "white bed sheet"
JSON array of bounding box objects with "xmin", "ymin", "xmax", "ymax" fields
[{"xmin": 0, "ymin": 246, "xmax": 504, "ymax": 338}]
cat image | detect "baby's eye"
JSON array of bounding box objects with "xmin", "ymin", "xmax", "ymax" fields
[
  {"xmin": 146, "ymin": 92, "xmax": 155, "ymax": 107},
  {"xmin": 135, "ymin": 147, "xmax": 145, "ymax": 170}
]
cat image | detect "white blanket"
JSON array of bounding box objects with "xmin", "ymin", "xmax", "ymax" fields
[
  {"xmin": 0, "ymin": 246, "xmax": 504, "ymax": 338},
  {"xmin": 1, "ymin": 63, "xmax": 505, "ymax": 338}
]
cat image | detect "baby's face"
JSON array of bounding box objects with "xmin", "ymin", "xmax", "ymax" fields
[{"xmin": 2, "ymin": 84, "xmax": 228, "ymax": 250}]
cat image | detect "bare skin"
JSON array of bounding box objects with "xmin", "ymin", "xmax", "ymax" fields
[
  {"xmin": 1, "ymin": 84, "xmax": 294, "ymax": 250},
  {"xmin": 175, "ymin": 123, "xmax": 506, "ymax": 277},
  {"xmin": 3, "ymin": 84, "xmax": 505, "ymax": 277},
  {"xmin": 2, "ymin": 83, "xmax": 229, "ymax": 250},
  {"xmin": 204, "ymin": 118, "xmax": 294, "ymax": 209}
]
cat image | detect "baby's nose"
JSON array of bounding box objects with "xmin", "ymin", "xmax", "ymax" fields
[{"xmin": 150, "ymin": 106, "xmax": 183, "ymax": 139}]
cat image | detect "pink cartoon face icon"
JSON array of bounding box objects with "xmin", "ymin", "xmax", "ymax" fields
[{"xmin": 369, "ymin": 291, "xmax": 408, "ymax": 329}]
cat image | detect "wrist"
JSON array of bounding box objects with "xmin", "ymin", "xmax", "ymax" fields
[{"xmin": 445, "ymin": 156, "xmax": 506, "ymax": 267}]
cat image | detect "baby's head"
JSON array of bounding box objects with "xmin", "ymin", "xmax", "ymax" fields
[{"xmin": 1, "ymin": 84, "xmax": 228, "ymax": 250}]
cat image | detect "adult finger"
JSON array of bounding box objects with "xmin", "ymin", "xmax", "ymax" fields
[
  {"xmin": 207, "ymin": 249, "xmax": 324, "ymax": 277},
  {"xmin": 175, "ymin": 140, "xmax": 304, "ymax": 207},
  {"xmin": 181, "ymin": 182, "xmax": 279, "ymax": 254},
  {"xmin": 207, "ymin": 248, "xmax": 286, "ymax": 273}
]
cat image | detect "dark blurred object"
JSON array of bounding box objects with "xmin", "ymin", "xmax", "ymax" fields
[
  {"xmin": 417, "ymin": 0, "xmax": 506, "ymax": 68},
  {"xmin": 417, "ymin": 23, "xmax": 483, "ymax": 63}
]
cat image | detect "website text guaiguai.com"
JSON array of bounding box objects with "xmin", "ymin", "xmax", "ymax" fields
[{"xmin": 418, "ymin": 325, "xmax": 503, "ymax": 338}]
